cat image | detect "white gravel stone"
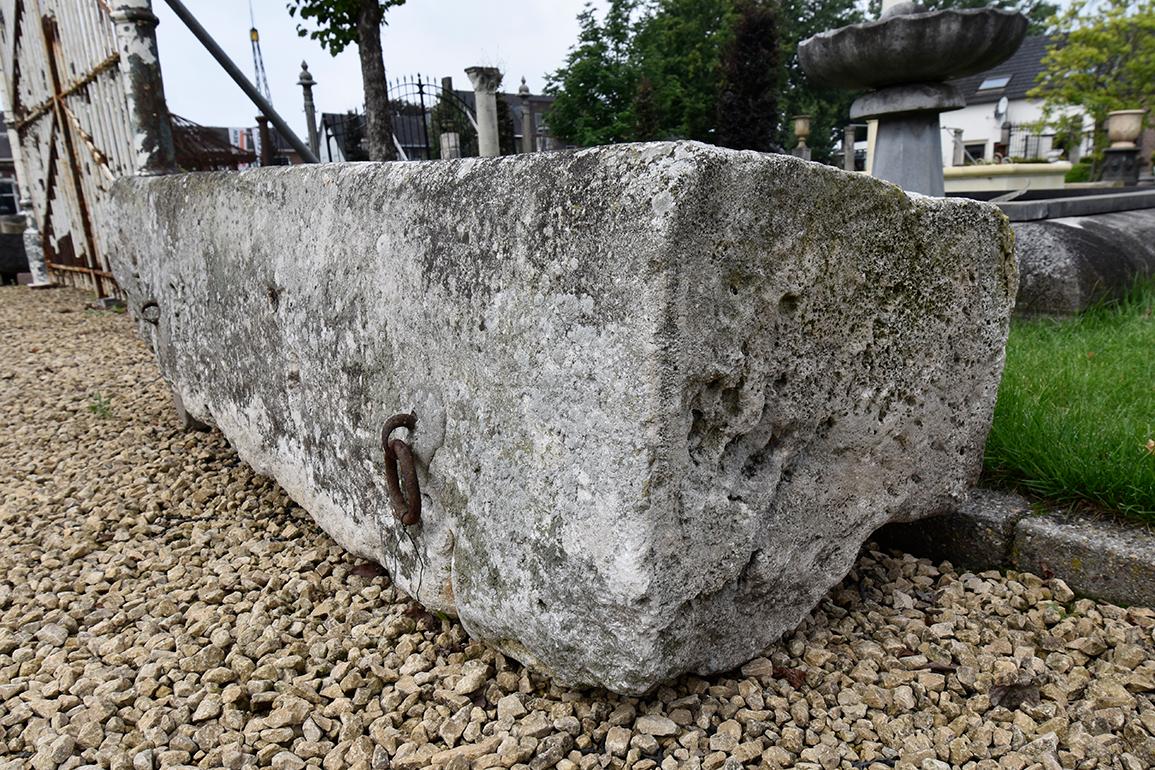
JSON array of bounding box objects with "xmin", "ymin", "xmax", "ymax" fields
[
  {"xmin": 636, "ymin": 714, "xmax": 678, "ymax": 737},
  {"xmin": 2, "ymin": 287, "xmax": 1152, "ymax": 770}
]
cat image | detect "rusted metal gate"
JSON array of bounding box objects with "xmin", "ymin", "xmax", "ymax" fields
[{"xmin": 0, "ymin": 0, "xmax": 168, "ymax": 294}]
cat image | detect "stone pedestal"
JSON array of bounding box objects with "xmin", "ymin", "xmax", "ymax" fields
[
  {"xmin": 20, "ymin": 199, "xmax": 51, "ymax": 288},
  {"xmin": 851, "ymin": 83, "xmax": 964, "ymax": 196},
  {"xmin": 798, "ymin": 5, "xmax": 1027, "ymax": 197},
  {"xmin": 1101, "ymin": 147, "xmax": 1140, "ymax": 187},
  {"xmin": 439, "ymin": 131, "xmax": 461, "ymax": 159}
]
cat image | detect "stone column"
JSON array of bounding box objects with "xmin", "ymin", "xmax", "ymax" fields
[
  {"xmin": 465, "ymin": 66, "xmax": 502, "ymax": 157},
  {"xmin": 20, "ymin": 198, "xmax": 51, "ymax": 288},
  {"xmin": 109, "ymin": 0, "xmax": 175, "ymax": 175},
  {"xmin": 843, "ymin": 125, "xmax": 856, "ymax": 171},
  {"xmin": 298, "ymin": 61, "xmax": 320, "ymax": 158},
  {"xmin": 518, "ymin": 77, "xmax": 536, "ymax": 153}
]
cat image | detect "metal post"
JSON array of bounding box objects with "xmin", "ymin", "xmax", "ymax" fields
[
  {"xmin": 465, "ymin": 66, "xmax": 502, "ymax": 157},
  {"xmin": 518, "ymin": 77, "xmax": 535, "ymax": 153},
  {"xmin": 417, "ymin": 76, "xmax": 430, "ymax": 160},
  {"xmin": 298, "ymin": 61, "xmax": 319, "ymax": 158},
  {"xmin": 256, "ymin": 116, "xmax": 273, "ymax": 166},
  {"xmin": 161, "ymin": 0, "xmax": 318, "ymax": 163},
  {"xmin": 109, "ymin": 0, "xmax": 176, "ymax": 175}
]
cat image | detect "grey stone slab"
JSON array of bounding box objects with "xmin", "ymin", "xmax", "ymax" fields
[
  {"xmin": 105, "ymin": 141, "xmax": 1016, "ymax": 693},
  {"xmin": 1012, "ymin": 208, "xmax": 1155, "ymax": 315},
  {"xmin": 1012, "ymin": 512, "xmax": 1155, "ymax": 607},
  {"xmin": 998, "ymin": 190, "xmax": 1155, "ymax": 222},
  {"xmin": 875, "ymin": 489, "xmax": 1031, "ymax": 571}
]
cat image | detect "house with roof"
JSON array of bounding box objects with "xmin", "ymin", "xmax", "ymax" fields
[{"xmin": 939, "ymin": 35, "xmax": 1088, "ymax": 166}]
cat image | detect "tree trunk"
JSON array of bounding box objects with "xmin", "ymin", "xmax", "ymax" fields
[{"xmin": 357, "ymin": 0, "xmax": 395, "ymax": 161}]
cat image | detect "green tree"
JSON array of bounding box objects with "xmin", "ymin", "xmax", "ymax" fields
[
  {"xmin": 633, "ymin": 76, "xmax": 662, "ymax": 138},
  {"xmin": 632, "ymin": 0, "xmax": 736, "ymax": 142},
  {"xmin": 716, "ymin": 0, "xmax": 782, "ymax": 151},
  {"xmin": 497, "ymin": 93, "xmax": 519, "ymax": 155},
  {"xmin": 776, "ymin": 0, "xmax": 864, "ymax": 162},
  {"xmin": 544, "ymin": 0, "xmax": 641, "ymax": 146},
  {"xmin": 1029, "ymin": 0, "xmax": 1155, "ymax": 165},
  {"xmin": 287, "ymin": 0, "xmax": 406, "ymax": 161}
]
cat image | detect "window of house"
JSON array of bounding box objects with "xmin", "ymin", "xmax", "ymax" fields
[
  {"xmin": 963, "ymin": 143, "xmax": 987, "ymax": 164},
  {"xmin": 978, "ymin": 75, "xmax": 1011, "ymax": 90},
  {"xmin": 0, "ymin": 179, "xmax": 17, "ymax": 215}
]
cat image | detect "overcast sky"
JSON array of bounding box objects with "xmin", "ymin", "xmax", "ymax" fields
[{"xmin": 154, "ymin": 0, "xmax": 601, "ymax": 136}]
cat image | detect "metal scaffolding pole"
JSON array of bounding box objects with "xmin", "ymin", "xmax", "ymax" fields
[{"xmin": 161, "ymin": 0, "xmax": 319, "ymax": 163}]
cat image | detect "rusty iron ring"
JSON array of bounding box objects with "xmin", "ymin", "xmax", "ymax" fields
[
  {"xmin": 140, "ymin": 300, "xmax": 160, "ymax": 325},
  {"xmin": 382, "ymin": 413, "xmax": 420, "ymax": 526}
]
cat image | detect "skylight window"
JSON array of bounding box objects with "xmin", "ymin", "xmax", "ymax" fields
[{"xmin": 978, "ymin": 75, "xmax": 1011, "ymax": 90}]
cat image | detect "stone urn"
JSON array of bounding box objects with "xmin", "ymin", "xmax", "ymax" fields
[
  {"xmin": 799, "ymin": 3, "xmax": 1027, "ymax": 195},
  {"xmin": 1106, "ymin": 109, "xmax": 1147, "ymax": 149},
  {"xmin": 792, "ymin": 114, "xmax": 812, "ymax": 159}
]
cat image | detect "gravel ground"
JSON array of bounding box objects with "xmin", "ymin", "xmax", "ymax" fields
[{"xmin": 1, "ymin": 285, "xmax": 1153, "ymax": 770}]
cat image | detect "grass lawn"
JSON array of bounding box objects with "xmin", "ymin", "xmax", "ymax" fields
[{"xmin": 983, "ymin": 281, "xmax": 1155, "ymax": 521}]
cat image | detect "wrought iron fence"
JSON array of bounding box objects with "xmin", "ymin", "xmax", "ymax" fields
[
  {"xmin": 1001, "ymin": 122, "xmax": 1093, "ymax": 163},
  {"xmin": 389, "ymin": 74, "xmax": 477, "ymax": 160}
]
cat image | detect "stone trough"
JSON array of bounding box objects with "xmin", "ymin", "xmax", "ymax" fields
[{"xmin": 108, "ymin": 142, "xmax": 1017, "ymax": 694}]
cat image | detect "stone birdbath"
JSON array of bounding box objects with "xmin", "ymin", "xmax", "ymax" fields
[{"xmin": 799, "ymin": 2, "xmax": 1027, "ymax": 196}]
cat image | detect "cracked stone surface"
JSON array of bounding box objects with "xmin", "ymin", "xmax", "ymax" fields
[{"xmin": 105, "ymin": 141, "xmax": 1017, "ymax": 693}]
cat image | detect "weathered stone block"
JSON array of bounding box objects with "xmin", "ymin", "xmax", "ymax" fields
[{"xmin": 107, "ymin": 142, "xmax": 1017, "ymax": 693}]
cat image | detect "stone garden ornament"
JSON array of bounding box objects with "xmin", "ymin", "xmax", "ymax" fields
[{"xmin": 800, "ymin": 2, "xmax": 1028, "ymax": 196}]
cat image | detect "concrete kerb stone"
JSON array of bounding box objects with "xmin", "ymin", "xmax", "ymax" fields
[
  {"xmin": 877, "ymin": 489, "xmax": 1155, "ymax": 608},
  {"xmin": 1013, "ymin": 512, "xmax": 1155, "ymax": 608}
]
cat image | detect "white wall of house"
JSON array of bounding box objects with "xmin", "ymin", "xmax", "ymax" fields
[
  {"xmin": 940, "ymin": 98, "xmax": 1046, "ymax": 165},
  {"xmin": 939, "ymin": 100, "xmax": 1090, "ymax": 166}
]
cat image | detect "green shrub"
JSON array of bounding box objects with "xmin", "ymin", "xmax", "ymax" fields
[{"xmin": 1064, "ymin": 163, "xmax": 1092, "ymax": 183}]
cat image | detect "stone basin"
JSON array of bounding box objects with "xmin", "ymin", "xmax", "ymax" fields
[
  {"xmin": 799, "ymin": 7, "xmax": 1028, "ymax": 91},
  {"xmin": 106, "ymin": 142, "xmax": 1017, "ymax": 694}
]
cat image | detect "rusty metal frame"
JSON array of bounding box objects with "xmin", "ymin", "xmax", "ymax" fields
[
  {"xmin": 0, "ymin": 0, "xmax": 147, "ymax": 294},
  {"xmin": 40, "ymin": 12, "xmax": 105, "ymax": 295}
]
